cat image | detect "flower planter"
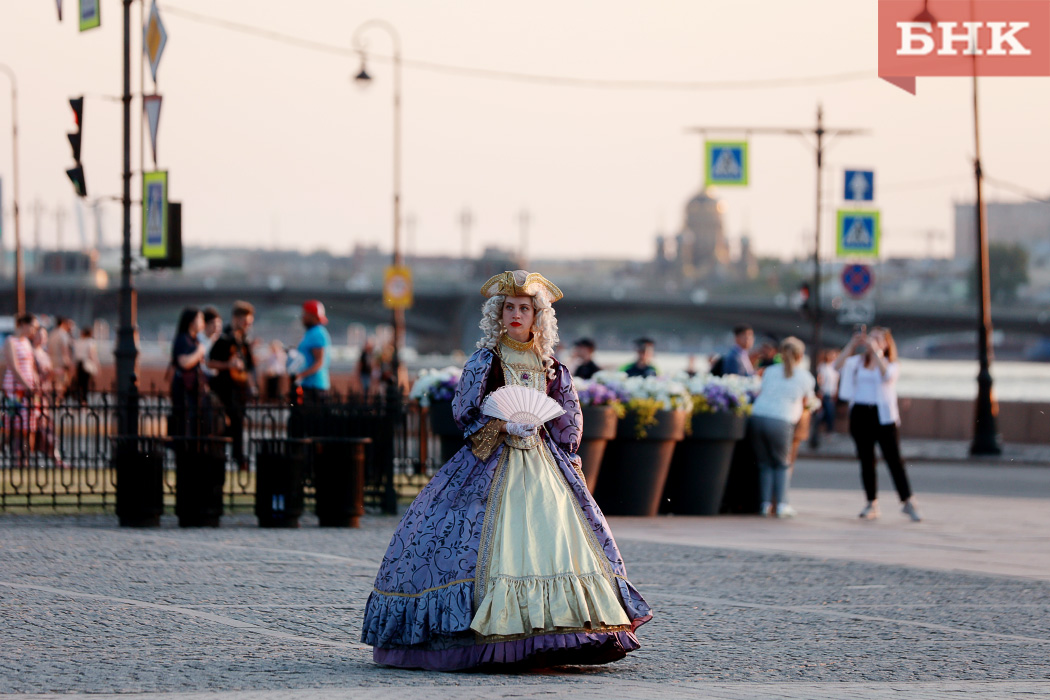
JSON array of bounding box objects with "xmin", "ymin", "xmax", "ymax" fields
[
  {"xmin": 577, "ymin": 405, "xmax": 619, "ymax": 492},
  {"xmin": 427, "ymin": 401, "xmax": 465, "ymax": 464},
  {"xmin": 593, "ymin": 410, "xmax": 686, "ymax": 517},
  {"xmin": 661, "ymin": 412, "xmax": 748, "ymax": 515}
]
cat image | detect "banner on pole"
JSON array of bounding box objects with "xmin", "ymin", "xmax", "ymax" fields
[
  {"xmin": 143, "ymin": 95, "xmax": 162, "ymax": 165},
  {"xmin": 79, "ymin": 0, "xmax": 100, "ymax": 31},
  {"xmin": 142, "ymin": 171, "xmax": 169, "ymax": 259}
]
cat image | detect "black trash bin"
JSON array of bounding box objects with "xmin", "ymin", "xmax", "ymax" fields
[
  {"xmin": 312, "ymin": 437, "xmax": 371, "ymax": 528},
  {"xmin": 254, "ymin": 438, "xmax": 311, "ymax": 528},
  {"xmin": 173, "ymin": 436, "xmax": 231, "ymax": 527},
  {"xmin": 114, "ymin": 436, "xmax": 166, "ymax": 528}
]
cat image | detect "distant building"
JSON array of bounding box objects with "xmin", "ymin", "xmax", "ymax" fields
[
  {"xmin": 954, "ymin": 200, "xmax": 1050, "ymax": 264},
  {"xmin": 673, "ymin": 189, "xmax": 731, "ymax": 281}
]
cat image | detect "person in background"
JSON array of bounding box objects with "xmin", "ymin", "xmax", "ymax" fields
[
  {"xmin": 684, "ymin": 354, "xmax": 700, "ymax": 379},
  {"xmin": 809, "ymin": 348, "xmax": 841, "ymax": 448},
  {"xmin": 355, "ymin": 337, "xmax": 376, "ymax": 397},
  {"xmin": 295, "ymin": 300, "xmax": 331, "ymax": 403},
  {"xmin": 170, "ymin": 308, "xmax": 209, "ymax": 437},
  {"xmin": 261, "ymin": 340, "xmax": 287, "ymax": 402},
  {"xmin": 721, "ymin": 325, "xmax": 756, "ymax": 377},
  {"xmin": 199, "ymin": 307, "xmax": 223, "ymax": 379},
  {"xmin": 32, "ymin": 326, "xmax": 65, "ymax": 467},
  {"xmin": 72, "ymin": 328, "xmax": 100, "ymax": 404},
  {"xmin": 752, "ymin": 341, "xmax": 779, "ymax": 374},
  {"xmin": 835, "ymin": 326, "xmax": 921, "ymax": 522},
  {"xmin": 3, "ymin": 314, "xmax": 41, "ymax": 457},
  {"xmin": 622, "ymin": 337, "xmax": 658, "ymax": 378},
  {"xmin": 48, "ymin": 316, "xmax": 75, "ymax": 399},
  {"xmin": 571, "ymin": 338, "xmax": 601, "ymax": 379},
  {"xmin": 748, "ymin": 337, "xmax": 816, "ymax": 518},
  {"xmin": 208, "ymin": 301, "xmax": 256, "ymax": 472}
]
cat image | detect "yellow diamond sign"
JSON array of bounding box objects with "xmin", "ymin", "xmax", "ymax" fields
[{"xmin": 143, "ymin": 1, "xmax": 167, "ymax": 83}]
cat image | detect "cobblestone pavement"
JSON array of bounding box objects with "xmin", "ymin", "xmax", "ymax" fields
[{"xmin": 2, "ymin": 501, "xmax": 1049, "ymax": 699}]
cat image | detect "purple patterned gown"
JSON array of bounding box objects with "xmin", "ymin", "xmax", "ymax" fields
[{"xmin": 360, "ymin": 344, "xmax": 652, "ymax": 670}]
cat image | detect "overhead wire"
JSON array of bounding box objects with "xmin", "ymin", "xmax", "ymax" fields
[{"xmin": 158, "ymin": 4, "xmax": 872, "ymax": 92}]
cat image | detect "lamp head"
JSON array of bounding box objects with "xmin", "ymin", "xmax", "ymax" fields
[{"xmin": 354, "ymin": 54, "xmax": 372, "ymax": 85}]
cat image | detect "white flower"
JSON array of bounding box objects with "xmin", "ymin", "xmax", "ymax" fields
[{"xmin": 409, "ymin": 366, "xmax": 462, "ymax": 407}]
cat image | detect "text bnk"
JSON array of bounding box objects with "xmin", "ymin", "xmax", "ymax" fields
[{"xmin": 897, "ymin": 21, "xmax": 1032, "ymax": 56}]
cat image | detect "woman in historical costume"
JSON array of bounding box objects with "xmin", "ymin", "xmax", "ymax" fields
[{"xmin": 361, "ymin": 270, "xmax": 651, "ymax": 671}]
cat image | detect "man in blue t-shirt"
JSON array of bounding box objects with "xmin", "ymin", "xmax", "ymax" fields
[{"xmin": 295, "ymin": 299, "xmax": 331, "ymax": 401}]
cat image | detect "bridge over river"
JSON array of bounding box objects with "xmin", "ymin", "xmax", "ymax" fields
[{"xmin": 12, "ymin": 277, "xmax": 1050, "ymax": 355}]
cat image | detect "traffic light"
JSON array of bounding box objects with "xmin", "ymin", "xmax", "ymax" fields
[{"xmin": 66, "ymin": 97, "xmax": 87, "ymax": 197}]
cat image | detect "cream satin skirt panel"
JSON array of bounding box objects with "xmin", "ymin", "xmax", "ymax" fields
[{"xmin": 470, "ymin": 443, "xmax": 630, "ymax": 638}]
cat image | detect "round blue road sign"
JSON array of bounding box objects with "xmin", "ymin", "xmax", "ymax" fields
[{"xmin": 841, "ymin": 264, "xmax": 873, "ymax": 298}]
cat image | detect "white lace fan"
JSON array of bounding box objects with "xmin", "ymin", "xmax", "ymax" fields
[{"xmin": 482, "ymin": 386, "xmax": 565, "ymax": 425}]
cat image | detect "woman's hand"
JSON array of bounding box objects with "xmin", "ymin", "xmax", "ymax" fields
[{"xmin": 506, "ymin": 422, "xmax": 538, "ymax": 438}]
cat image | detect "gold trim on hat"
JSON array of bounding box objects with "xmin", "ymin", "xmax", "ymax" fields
[{"xmin": 480, "ymin": 270, "xmax": 563, "ymax": 303}]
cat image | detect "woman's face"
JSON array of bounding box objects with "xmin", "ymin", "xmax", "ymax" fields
[
  {"xmin": 869, "ymin": 330, "xmax": 887, "ymax": 351},
  {"xmin": 502, "ymin": 296, "xmax": 535, "ymax": 342},
  {"xmin": 189, "ymin": 312, "xmax": 204, "ymax": 337}
]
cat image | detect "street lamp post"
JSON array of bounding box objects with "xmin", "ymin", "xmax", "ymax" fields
[
  {"xmin": 116, "ymin": 0, "xmax": 140, "ymax": 435},
  {"xmin": 353, "ymin": 20, "xmax": 404, "ymax": 515},
  {"xmin": 0, "ymin": 64, "xmax": 25, "ymax": 316},
  {"xmin": 967, "ymin": 37, "xmax": 1002, "ymax": 455},
  {"xmin": 353, "ymin": 20, "xmax": 404, "ymax": 376},
  {"xmin": 910, "ymin": 0, "xmax": 1001, "ymax": 454}
]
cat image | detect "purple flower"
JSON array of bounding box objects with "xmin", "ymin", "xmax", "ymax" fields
[{"xmin": 577, "ymin": 381, "xmax": 627, "ymax": 407}]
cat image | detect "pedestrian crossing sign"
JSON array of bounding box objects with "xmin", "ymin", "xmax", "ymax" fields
[
  {"xmin": 836, "ymin": 209, "xmax": 881, "ymax": 258},
  {"xmin": 705, "ymin": 141, "xmax": 749, "ymax": 187}
]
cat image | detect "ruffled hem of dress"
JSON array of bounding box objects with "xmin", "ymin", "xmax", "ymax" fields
[
  {"xmin": 360, "ymin": 581, "xmax": 475, "ymax": 647},
  {"xmin": 470, "ymin": 572, "xmax": 630, "ymax": 637},
  {"xmin": 615, "ymin": 577, "xmax": 654, "ymax": 630},
  {"xmin": 373, "ymin": 629, "xmax": 640, "ymax": 671}
]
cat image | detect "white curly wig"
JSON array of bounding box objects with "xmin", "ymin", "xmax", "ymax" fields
[{"xmin": 476, "ymin": 294, "xmax": 560, "ymax": 379}]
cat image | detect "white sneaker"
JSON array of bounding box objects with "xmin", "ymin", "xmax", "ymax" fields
[
  {"xmin": 859, "ymin": 501, "xmax": 880, "ymax": 520},
  {"xmin": 760, "ymin": 502, "xmax": 773, "ymax": 517},
  {"xmin": 776, "ymin": 503, "xmax": 798, "ymax": 519},
  {"xmin": 901, "ymin": 500, "xmax": 922, "ymax": 522}
]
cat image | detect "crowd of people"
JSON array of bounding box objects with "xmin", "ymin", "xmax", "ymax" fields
[
  {"xmin": 0, "ymin": 313, "xmax": 101, "ymax": 467},
  {"xmin": 565, "ymin": 323, "xmax": 920, "ymax": 522}
]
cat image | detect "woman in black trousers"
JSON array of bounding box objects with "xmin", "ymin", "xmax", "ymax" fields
[{"xmin": 835, "ymin": 327, "xmax": 921, "ymax": 522}]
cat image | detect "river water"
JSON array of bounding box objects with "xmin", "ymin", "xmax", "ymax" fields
[{"xmin": 566, "ymin": 352, "xmax": 1050, "ymax": 403}]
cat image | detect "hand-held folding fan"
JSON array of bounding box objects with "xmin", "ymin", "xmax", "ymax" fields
[{"xmin": 481, "ymin": 385, "xmax": 565, "ymax": 425}]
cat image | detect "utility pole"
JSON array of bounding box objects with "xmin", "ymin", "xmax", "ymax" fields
[
  {"xmin": 687, "ymin": 105, "xmax": 868, "ymax": 375},
  {"xmin": 516, "ymin": 208, "xmax": 530, "ymax": 268},
  {"xmin": 459, "ymin": 207, "xmax": 473, "ymax": 262},
  {"xmin": 0, "ymin": 63, "xmax": 24, "ymax": 316},
  {"xmin": 55, "ymin": 204, "xmax": 67, "ymax": 252}
]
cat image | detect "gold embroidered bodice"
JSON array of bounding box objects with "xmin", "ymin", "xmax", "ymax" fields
[{"xmin": 498, "ymin": 335, "xmax": 547, "ymax": 392}]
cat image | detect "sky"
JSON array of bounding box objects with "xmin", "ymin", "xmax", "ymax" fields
[{"xmin": 1, "ymin": 0, "xmax": 1048, "ymax": 263}]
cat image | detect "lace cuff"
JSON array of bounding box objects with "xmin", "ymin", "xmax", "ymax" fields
[{"xmin": 470, "ymin": 419, "xmax": 506, "ymax": 461}]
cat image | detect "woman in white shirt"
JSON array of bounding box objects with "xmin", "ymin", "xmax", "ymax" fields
[
  {"xmin": 749, "ymin": 337, "xmax": 815, "ymax": 518},
  {"xmin": 834, "ymin": 327, "xmax": 921, "ymax": 522}
]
